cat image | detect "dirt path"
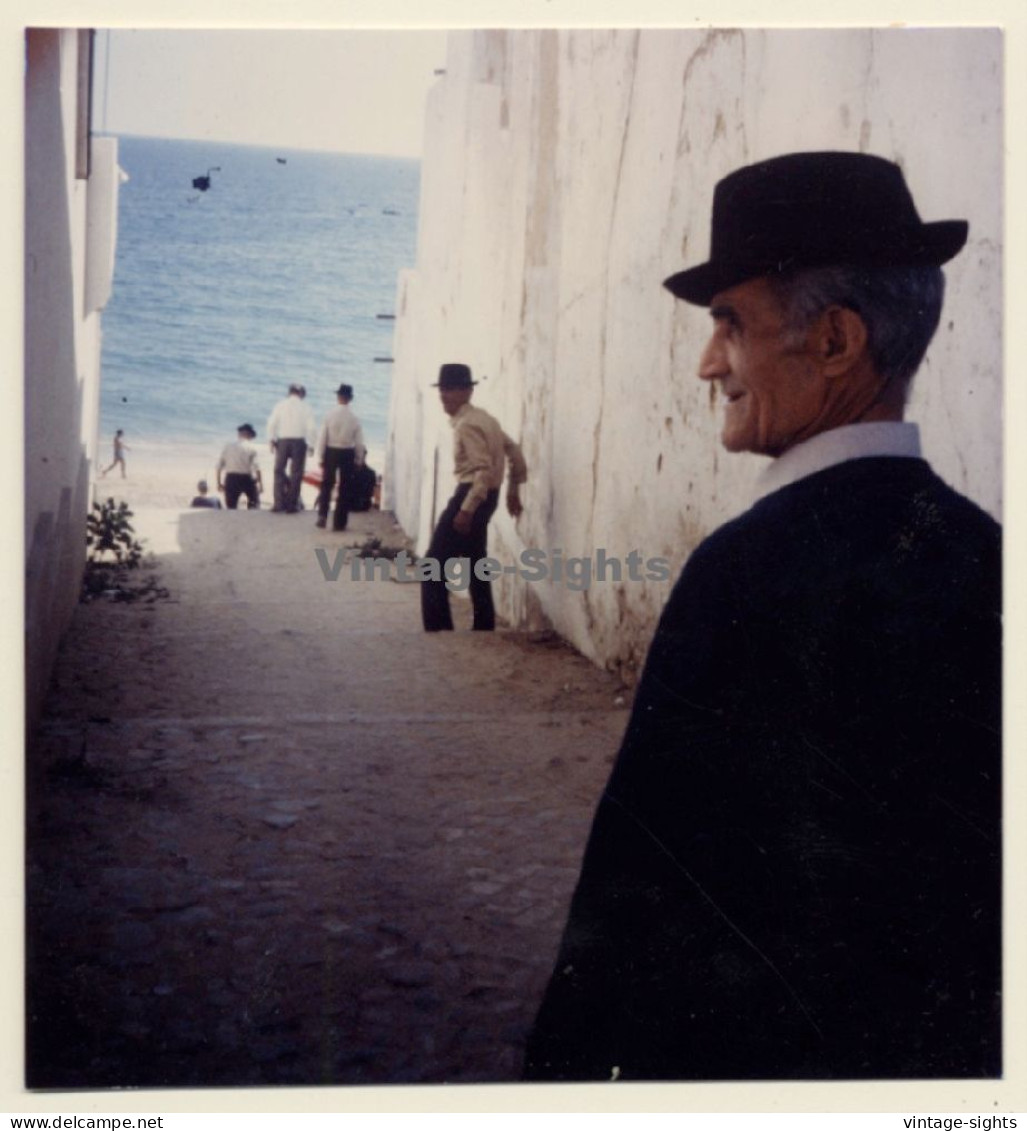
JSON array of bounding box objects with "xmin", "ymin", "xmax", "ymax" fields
[{"xmin": 26, "ymin": 502, "xmax": 631, "ymax": 1090}]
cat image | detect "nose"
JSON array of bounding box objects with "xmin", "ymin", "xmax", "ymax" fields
[{"xmin": 698, "ymin": 331, "xmax": 727, "ymax": 383}]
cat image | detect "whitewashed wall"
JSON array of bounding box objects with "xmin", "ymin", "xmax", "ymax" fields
[
  {"xmin": 25, "ymin": 29, "xmax": 120, "ymax": 726},
  {"xmin": 386, "ymin": 28, "xmax": 1003, "ymax": 676}
]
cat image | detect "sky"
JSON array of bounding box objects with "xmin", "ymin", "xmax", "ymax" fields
[{"xmin": 93, "ymin": 28, "xmax": 451, "ymax": 158}]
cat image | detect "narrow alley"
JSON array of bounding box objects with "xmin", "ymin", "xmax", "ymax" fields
[{"xmin": 26, "ymin": 500, "xmax": 631, "ymax": 1091}]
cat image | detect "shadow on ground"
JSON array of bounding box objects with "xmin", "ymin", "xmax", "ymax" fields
[{"xmin": 26, "ymin": 506, "xmax": 632, "ymax": 1090}]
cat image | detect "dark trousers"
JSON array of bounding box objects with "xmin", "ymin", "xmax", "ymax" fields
[
  {"xmin": 421, "ymin": 485, "xmax": 500, "ymax": 632},
  {"xmin": 317, "ymin": 447, "xmax": 356, "ymax": 530},
  {"xmin": 273, "ymin": 438, "xmax": 307, "ymax": 512},
  {"xmin": 224, "ymin": 473, "xmax": 259, "ymax": 509}
]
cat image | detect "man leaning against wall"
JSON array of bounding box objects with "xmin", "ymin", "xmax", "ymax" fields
[{"xmin": 421, "ymin": 364, "xmax": 527, "ymax": 633}]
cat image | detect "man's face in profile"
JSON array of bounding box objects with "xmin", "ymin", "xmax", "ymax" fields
[{"xmin": 698, "ymin": 277, "xmax": 828, "ymax": 457}]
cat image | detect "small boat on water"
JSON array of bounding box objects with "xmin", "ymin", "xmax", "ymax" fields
[{"xmin": 191, "ymin": 166, "xmax": 221, "ymax": 191}]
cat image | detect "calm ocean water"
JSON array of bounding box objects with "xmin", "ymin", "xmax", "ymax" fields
[{"xmin": 99, "ymin": 135, "xmax": 420, "ymax": 468}]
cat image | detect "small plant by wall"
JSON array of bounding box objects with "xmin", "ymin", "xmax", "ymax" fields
[
  {"xmin": 86, "ymin": 498, "xmax": 144, "ymax": 567},
  {"xmin": 82, "ymin": 498, "xmax": 168, "ymax": 603}
]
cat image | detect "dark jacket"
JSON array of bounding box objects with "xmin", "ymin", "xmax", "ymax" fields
[{"xmin": 523, "ymin": 457, "xmax": 1002, "ymax": 1081}]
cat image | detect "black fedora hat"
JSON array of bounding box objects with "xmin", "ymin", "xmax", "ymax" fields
[
  {"xmin": 664, "ymin": 151, "xmax": 969, "ymax": 307},
  {"xmin": 238, "ymin": 423, "xmax": 256, "ymax": 438},
  {"xmin": 432, "ymin": 363, "xmax": 477, "ymax": 389},
  {"xmin": 336, "ymin": 383, "xmax": 354, "ymax": 398}
]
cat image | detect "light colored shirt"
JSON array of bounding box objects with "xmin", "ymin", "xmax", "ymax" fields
[
  {"xmin": 267, "ymin": 393, "xmax": 316, "ymax": 445},
  {"xmin": 450, "ymin": 402, "xmax": 528, "ymax": 513},
  {"xmin": 217, "ymin": 439, "xmax": 260, "ymax": 477},
  {"xmin": 755, "ymin": 421, "xmax": 922, "ymax": 499},
  {"xmin": 316, "ymin": 404, "xmax": 366, "ymax": 462}
]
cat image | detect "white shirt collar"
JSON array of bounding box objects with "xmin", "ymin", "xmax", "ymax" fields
[{"xmin": 755, "ymin": 422, "xmax": 922, "ymax": 499}]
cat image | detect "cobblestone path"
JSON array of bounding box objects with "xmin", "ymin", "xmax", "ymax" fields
[{"xmin": 26, "ymin": 506, "xmax": 631, "ymax": 1090}]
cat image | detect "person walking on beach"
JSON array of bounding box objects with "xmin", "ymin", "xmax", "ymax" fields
[
  {"xmin": 421, "ymin": 363, "xmax": 527, "ymax": 632},
  {"xmin": 315, "ymin": 383, "xmax": 366, "ymax": 532},
  {"xmin": 99, "ymin": 429, "xmax": 129, "ymax": 478},
  {"xmin": 216, "ymin": 423, "xmax": 263, "ymax": 510},
  {"xmin": 267, "ymin": 383, "xmax": 316, "ymax": 513},
  {"xmin": 522, "ymin": 152, "xmax": 1001, "ymax": 1082}
]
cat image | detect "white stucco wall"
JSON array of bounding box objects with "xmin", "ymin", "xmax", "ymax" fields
[
  {"xmin": 25, "ymin": 29, "xmax": 119, "ymax": 726},
  {"xmin": 386, "ymin": 28, "xmax": 1003, "ymax": 676}
]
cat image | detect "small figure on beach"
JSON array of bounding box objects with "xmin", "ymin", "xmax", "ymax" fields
[
  {"xmin": 421, "ymin": 364, "xmax": 527, "ymax": 632},
  {"xmin": 267, "ymin": 384, "xmax": 316, "ymax": 514},
  {"xmin": 99, "ymin": 429, "xmax": 129, "ymax": 478},
  {"xmin": 190, "ymin": 479, "xmax": 222, "ymax": 509},
  {"xmin": 314, "ymin": 383, "xmax": 366, "ymax": 532},
  {"xmin": 216, "ymin": 424, "xmax": 263, "ymax": 510}
]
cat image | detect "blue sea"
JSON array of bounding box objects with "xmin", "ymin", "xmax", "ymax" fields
[{"xmin": 99, "ymin": 135, "xmax": 420, "ymax": 470}]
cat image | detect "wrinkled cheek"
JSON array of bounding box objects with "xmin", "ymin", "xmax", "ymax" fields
[
  {"xmin": 753, "ymin": 396, "xmax": 778, "ymax": 450},
  {"xmin": 721, "ymin": 399, "xmax": 754, "ymax": 452},
  {"xmin": 764, "ymin": 391, "xmax": 817, "ymax": 454}
]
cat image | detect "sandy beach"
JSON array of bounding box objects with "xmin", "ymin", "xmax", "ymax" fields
[{"xmin": 93, "ymin": 440, "xmax": 386, "ymax": 514}]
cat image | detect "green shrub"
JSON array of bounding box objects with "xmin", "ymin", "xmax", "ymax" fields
[{"xmin": 86, "ymin": 497, "xmax": 145, "ymax": 567}]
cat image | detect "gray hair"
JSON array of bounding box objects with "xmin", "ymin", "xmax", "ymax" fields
[{"xmin": 768, "ymin": 264, "xmax": 946, "ymax": 389}]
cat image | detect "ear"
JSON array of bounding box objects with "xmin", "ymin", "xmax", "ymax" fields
[{"xmin": 814, "ymin": 305, "xmax": 869, "ymax": 377}]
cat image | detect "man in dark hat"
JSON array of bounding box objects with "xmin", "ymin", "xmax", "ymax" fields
[
  {"xmin": 216, "ymin": 423, "xmax": 263, "ymax": 510},
  {"xmin": 523, "ymin": 152, "xmax": 1001, "ymax": 1081},
  {"xmin": 422, "ymin": 363, "xmax": 527, "ymax": 631},
  {"xmin": 314, "ymin": 383, "xmax": 366, "ymax": 532}
]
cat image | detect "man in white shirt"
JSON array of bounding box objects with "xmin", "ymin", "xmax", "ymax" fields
[
  {"xmin": 314, "ymin": 383, "xmax": 366, "ymax": 531},
  {"xmin": 422, "ymin": 363, "xmax": 527, "ymax": 632},
  {"xmin": 525, "ymin": 152, "xmax": 1001, "ymax": 1082},
  {"xmin": 215, "ymin": 423, "xmax": 262, "ymax": 509},
  {"xmin": 266, "ymin": 383, "xmax": 316, "ymax": 513}
]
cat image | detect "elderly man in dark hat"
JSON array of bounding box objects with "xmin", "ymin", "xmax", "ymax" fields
[
  {"xmin": 422, "ymin": 363, "xmax": 528, "ymax": 632},
  {"xmin": 523, "ymin": 152, "xmax": 1001, "ymax": 1082},
  {"xmin": 314, "ymin": 383, "xmax": 366, "ymax": 532}
]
